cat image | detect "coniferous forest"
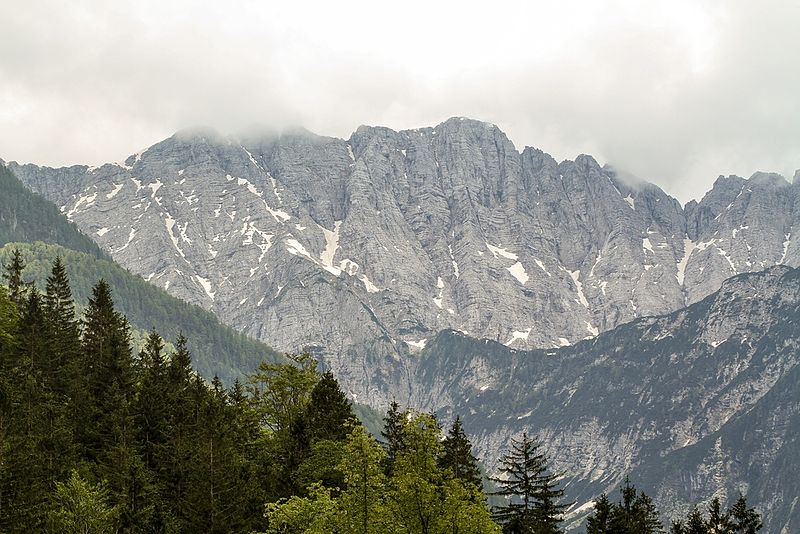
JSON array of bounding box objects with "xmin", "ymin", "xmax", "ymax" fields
[{"xmin": 0, "ymin": 252, "xmax": 763, "ymax": 533}]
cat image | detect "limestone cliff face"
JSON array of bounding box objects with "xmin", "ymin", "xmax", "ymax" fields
[
  {"xmin": 416, "ymin": 266, "xmax": 800, "ymax": 533},
  {"xmin": 8, "ymin": 118, "xmax": 799, "ymax": 406}
]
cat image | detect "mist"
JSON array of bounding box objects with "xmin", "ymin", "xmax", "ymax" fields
[{"xmin": 1, "ymin": 0, "xmax": 798, "ymax": 203}]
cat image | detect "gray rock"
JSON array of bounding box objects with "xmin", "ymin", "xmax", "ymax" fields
[{"xmin": 7, "ymin": 118, "xmax": 798, "ymax": 407}]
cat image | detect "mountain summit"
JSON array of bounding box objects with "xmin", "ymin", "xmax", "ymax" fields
[{"xmin": 8, "ymin": 118, "xmax": 799, "ymax": 404}]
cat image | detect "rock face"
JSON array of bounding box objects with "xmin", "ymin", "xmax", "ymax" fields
[
  {"xmin": 7, "ymin": 118, "xmax": 800, "ymax": 404},
  {"xmin": 415, "ymin": 266, "xmax": 800, "ymax": 533}
]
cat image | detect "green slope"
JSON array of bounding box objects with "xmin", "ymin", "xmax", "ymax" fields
[
  {"xmin": 0, "ymin": 163, "xmax": 107, "ymax": 258},
  {"xmin": 0, "ymin": 242, "xmax": 284, "ymax": 383}
]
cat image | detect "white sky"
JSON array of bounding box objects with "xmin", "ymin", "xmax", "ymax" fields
[{"xmin": 1, "ymin": 0, "xmax": 798, "ymax": 202}]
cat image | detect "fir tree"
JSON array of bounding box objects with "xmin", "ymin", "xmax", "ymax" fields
[
  {"xmin": 706, "ymin": 497, "xmax": 732, "ymax": 533},
  {"xmin": 608, "ymin": 477, "xmax": 663, "ymax": 534},
  {"xmin": 439, "ymin": 416, "xmax": 483, "ymax": 490},
  {"xmin": 304, "ymin": 370, "xmax": 357, "ymax": 442},
  {"xmin": 381, "ymin": 400, "xmax": 405, "ymax": 475},
  {"xmin": 43, "ymin": 255, "xmax": 81, "ymax": 395},
  {"xmin": 728, "ymin": 494, "xmax": 762, "ymax": 533},
  {"xmin": 2, "ymin": 248, "xmax": 27, "ymax": 307},
  {"xmin": 491, "ymin": 432, "xmax": 567, "ymax": 533},
  {"xmin": 586, "ymin": 493, "xmax": 613, "ymax": 534}
]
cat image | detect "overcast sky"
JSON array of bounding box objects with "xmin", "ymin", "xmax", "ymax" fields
[{"xmin": 1, "ymin": 0, "xmax": 798, "ymax": 202}]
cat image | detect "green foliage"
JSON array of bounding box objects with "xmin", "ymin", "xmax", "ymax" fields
[
  {"xmin": 47, "ymin": 471, "xmax": 121, "ymax": 534},
  {"xmin": 439, "ymin": 416, "xmax": 483, "ymax": 490},
  {"xmin": 0, "ymin": 242, "xmax": 283, "ymax": 383},
  {"xmin": 0, "ymin": 163, "xmax": 107, "ymax": 258},
  {"xmin": 491, "ymin": 432, "xmax": 567, "ymax": 533},
  {"xmin": 669, "ymin": 494, "xmax": 762, "ymax": 534}
]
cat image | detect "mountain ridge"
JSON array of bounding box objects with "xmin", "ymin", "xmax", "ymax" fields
[{"xmin": 6, "ymin": 117, "xmax": 800, "ymax": 406}]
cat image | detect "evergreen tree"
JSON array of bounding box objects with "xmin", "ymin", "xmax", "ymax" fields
[
  {"xmin": 2, "ymin": 248, "xmax": 27, "ymax": 307},
  {"xmin": 305, "ymin": 370, "xmax": 357, "ymax": 442},
  {"xmin": 135, "ymin": 329, "xmax": 170, "ymax": 473},
  {"xmin": 608, "ymin": 477, "xmax": 663, "ymax": 534},
  {"xmin": 43, "ymin": 255, "xmax": 81, "ymax": 396},
  {"xmin": 381, "ymin": 400, "xmax": 405, "ymax": 475},
  {"xmin": 586, "ymin": 493, "xmax": 613, "ymax": 534},
  {"xmin": 491, "ymin": 432, "xmax": 567, "ymax": 533},
  {"xmin": 706, "ymin": 497, "xmax": 732, "ymax": 533},
  {"xmin": 439, "ymin": 416, "xmax": 482, "ymax": 490},
  {"xmin": 47, "ymin": 471, "xmax": 121, "ymax": 534},
  {"xmin": 81, "ymin": 279, "xmax": 153, "ymax": 531},
  {"xmin": 684, "ymin": 507, "xmax": 708, "ymax": 534},
  {"xmin": 728, "ymin": 495, "xmax": 761, "ymax": 533}
]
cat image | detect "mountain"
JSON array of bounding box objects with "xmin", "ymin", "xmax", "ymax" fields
[
  {"xmin": 7, "ymin": 118, "xmax": 799, "ymax": 406},
  {"xmin": 0, "ymin": 242, "xmax": 283, "ymax": 383},
  {"xmin": 0, "ymin": 163, "xmax": 107, "ymax": 258},
  {"xmin": 413, "ymin": 265, "xmax": 800, "ymax": 532}
]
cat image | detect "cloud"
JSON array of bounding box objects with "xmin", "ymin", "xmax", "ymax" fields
[{"xmin": 0, "ymin": 0, "xmax": 798, "ymax": 202}]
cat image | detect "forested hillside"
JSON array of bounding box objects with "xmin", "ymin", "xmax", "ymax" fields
[
  {"xmin": 0, "ymin": 243, "xmax": 282, "ymax": 383},
  {"xmin": 0, "ymin": 255, "xmax": 764, "ymax": 533},
  {"xmin": 0, "ymin": 163, "xmax": 106, "ymax": 258}
]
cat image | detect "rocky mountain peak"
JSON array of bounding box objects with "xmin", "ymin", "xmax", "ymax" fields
[{"xmin": 7, "ymin": 118, "xmax": 799, "ymax": 407}]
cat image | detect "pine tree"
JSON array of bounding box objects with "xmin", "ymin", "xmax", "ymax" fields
[
  {"xmin": 491, "ymin": 432, "xmax": 567, "ymax": 533},
  {"xmin": 43, "ymin": 255, "xmax": 81, "ymax": 395},
  {"xmin": 304, "ymin": 370, "xmax": 357, "ymax": 442},
  {"xmin": 728, "ymin": 494, "xmax": 761, "ymax": 534},
  {"xmin": 81, "ymin": 279, "xmax": 154, "ymax": 531},
  {"xmin": 586, "ymin": 493, "xmax": 613, "ymax": 534},
  {"xmin": 608, "ymin": 477, "xmax": 663, "ymax": 533},
  {"xmin": 706, "ymin": 497, "xmax": 732, "ymax": 533},
  {"xmin": 439, "ymin": 416, "xmax": 483, "ymax": 490},
  {"xmin": 684, "ymin": 507, "xmax": 708, "ymax": 534},
  {"xmin": 136, "ymin": 329, "xmax": 170, "ymax": 472},
  {"xmin": 2, "ymin": 249, "xmax": 27, "ymax": 307},
  {"xmin": 381, "ymin": 400, "xmax": 405, "ymax": 475}
]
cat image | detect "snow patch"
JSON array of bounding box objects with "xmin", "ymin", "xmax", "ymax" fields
[
  {"xmin": 780, "ymin": 232, "xmax": 791, "ymax": 264},
  {"xmin": 505, "ymin": 328, "xmax": 531, "ymax": 346},
  {"xmin": 116, "ymin": 228, "xmax": 137, "ymax": 252},
  {"xmin": 585, "ymin": 321, "xmax": 599, "ymax": 337},
  {"xmin": 164, "ymin": 215, "xmax": 187, "ymax": 259},
  {"xmin": 486, "ymin": 243, "xmax": 518, "ymax": 260},
  {"xmin": 507, "ymin": 262, "xmax": 529, "ymax": 285},
  {"xmin": 642, "ymin": 237, "xmax": 654, "ymax": 254},
  {"xmin": 676, "ymin": 238, "xmax": 695, "ymax": 286},
  {"xmin": 147, "ymin": 179, "xmax": 163, "ymax": 196},
  {"xmin": 96, "ymin": 227, "xmax": 110, "ymax": 237},
  {"xmin": 359, "ymin": 274, "xmax": 381, "ymax": 293},
  {"xmin": 569, "ymin": 270, "xmax": 589, "ymax": 308},
  {"xmin": 624, "ymin": 195, "xmax": 635, "ymax": 209},
  {"xmin": 195, "ymin": 275, "xmax": 216, "ymax": 301},
  {"xmin": 286, "ymin": 238, "xmax": 312, "ymax": 259},
  {"xmin": 319, "ymin": 221, "xmax": 342, "ymax": 276},
  {"xmin": 534, "ymin": 259, "xmax": 551, "ymax": 276},
  {"xmin": 405, "ymin": 338, "xmax": 427, "ymax": 350},
  {"xmin": 106, "ymin": 183, "xmax": 124, "ymax": 199}
]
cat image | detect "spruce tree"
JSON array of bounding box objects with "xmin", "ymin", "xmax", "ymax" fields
[
  {"xmin": 491, "ymin": 432, "xmax": 567, "ymax": 533},
  {"xmin": 2, "ymin": 248, "xmax": 27, "ymax": 307},
  {"xmin": 439, "ymin": 416, "xmax": 483, "ymax": 490},
  {"xmin": 586, "ymin": 493, "xmax": 613, "ymax": 534},
  {"xmin": 381, "ymin": 400, "xmax": 405, "ymax": 475},
  {"xmin": 43, "ymin": 255, "xmax": 81, "ymax": 395},
  {"xmin": 608, "ymin": 477, "xmax": 663, "ymax": 534},
  {"xmin": 706, "ymin": 497, "xmax": 732, "ymax": 533},
  {"xmin": 304, "ymin": 370, "xmax": 357, "ymax": 442},
  {"xmin": 81, "ymin": 279, "xmax": 153, "ymax": 530},
  {"xmin": 728, "ymin": 495, "xmax": 761, "ymax": 533}
]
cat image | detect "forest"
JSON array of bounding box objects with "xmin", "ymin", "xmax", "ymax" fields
[{"xmin": 0, "ymin": 251, "xmax": 763, "ymax": 533}]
